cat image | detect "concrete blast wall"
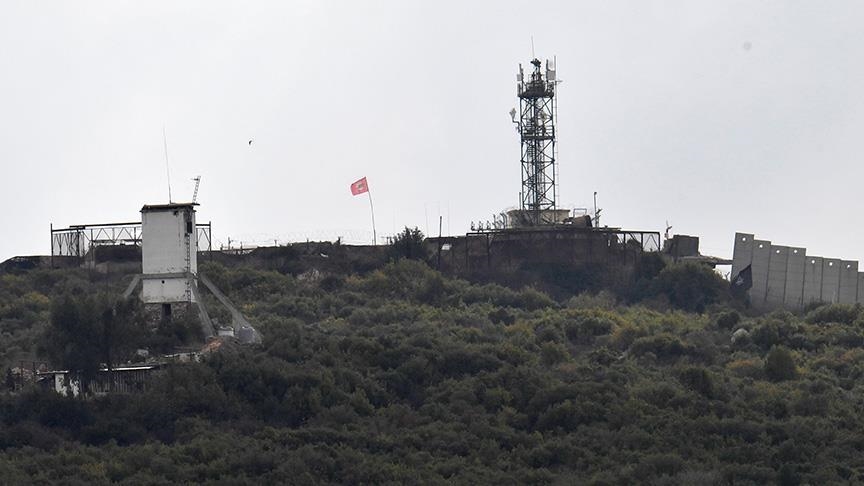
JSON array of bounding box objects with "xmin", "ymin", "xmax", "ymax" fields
[
  {"xmin": 732, "ymin": 232, "xmax": 862, "ymax": 310},
  {"xmin": 840, "ymin": 261, "xmax": 858, "ymax": 304},
  {"xmin": 857, "ymin": 273, "xmax": 864, "ymax": 303},
  {"xmin": 821, "ymin": 259, "xmax": 841, "ymax": 304},
  {"xmin": 750, "ymin": 240, "xmax": 772, "ymax": 304},
  {"xmin": 802, "ymin": 256, "xmax": 824, "ymax": 307},
  {"xmin": 765, "ymin": 245, "xmax": 788, "ymax": 305},
  {"xmin": 783, "ymin": 247, "xmax": 806, "ymax": 309}
]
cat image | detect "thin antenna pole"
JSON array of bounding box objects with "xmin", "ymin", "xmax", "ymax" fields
[
  {"xmin": 163, "ymin": 126, "xmax": 173, "ymax": 203},
  {"xmin": 367, "ymin": 190, "xmax": 377, "ymax": 246},
  {"xmin": 553, "ymin": 54, "xmax": 559, "ymax": 208},
  {"xmin": 531, "ymin": 36, "xmax": 535, "ymax": 58},
  {"xmin": 437, "ymin": 215, "xmax": 443, "ymax": 270}
]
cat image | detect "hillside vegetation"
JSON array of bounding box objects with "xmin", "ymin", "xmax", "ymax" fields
[{"xmin": 2, "ymin": 256, "xmax": 864, "ymax": 484}]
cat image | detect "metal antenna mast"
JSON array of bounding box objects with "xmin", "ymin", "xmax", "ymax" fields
[
  {"xmin": 192, "ymin": 176, "xmax": 201, "ymax": 203},
  {"xmin": 514, "ymin": 57, "xmax": 558, "ymax": 225},
  {"xmin": 163, "ymin": 126, "xmax": 173, "ymax": 203}
]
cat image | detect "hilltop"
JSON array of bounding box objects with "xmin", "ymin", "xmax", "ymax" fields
[{"xmin": 1, "ymin": 246, "xmax": 863, "ymax": 484}]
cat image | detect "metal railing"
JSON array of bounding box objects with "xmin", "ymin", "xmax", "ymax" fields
[{"xmin": 50, "ymin": 221, "xmax": 213, "ymax": 257}]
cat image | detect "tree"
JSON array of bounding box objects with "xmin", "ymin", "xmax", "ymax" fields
[
  {"xmin": 764, "ymin": 346, "xmax": 797, "ymax": 382},
  {"xmin": 42, "ymin": 295, "xmax": 102, "ymax": 380},
  {"xmin": 100, "ymin": 297, "xmax": 146, "ymax": 374},
  {"xmin": 388, "ymin": 226, "xmax": 427, "ymax": 261},
  {"xmin": 41, "ymin": 294, "xmax": 145, "ymax": 392}
]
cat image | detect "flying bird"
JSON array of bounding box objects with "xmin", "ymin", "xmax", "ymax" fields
[{"xmin": 248, "ymin": 139, "xmax": 254, "ymax": 146}]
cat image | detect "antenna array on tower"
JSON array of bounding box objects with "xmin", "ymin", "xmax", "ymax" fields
[{"xmin": 513, "ymin": 57, "xmax": 559, "ymax": 226}]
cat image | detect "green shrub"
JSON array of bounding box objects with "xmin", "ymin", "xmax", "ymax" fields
[
  {"xmin": 765, "ymin": 346, "xmax": 798, "ymax": 382},
  {"xmin": 715, "ymin": 310, "xmax": 740, "ymax": 330},
  {"xmin": 518, "ymin": 287, "xmax": 555, "ymax": 311},
  {"xmin": 727, "ymin": 358, "xmax": 764, "ymax": 379},
  {"xmin": 563, "ymin": 311, "xmax": 616, "ymax": 345},
  {"xmin": 635, "ymin": 453, "xmax": 685, "ymax": 479},
  {"xmin": 630, "ymin": 334, "xmax": 691, "ymax": 360},
  {"xmin": 540, "ymin": 343, "xmax": 569, "ymax": 366},
  {"xmin": 805, "ymin": 303, "xmax": 861, "ymax": 325},
  {"xmin": 777, "ymin": 464, "xmax": 801, "ymax": 486},
  {"xmin": 645, "ymin": 264, "xmax": 730, "ymax": 313},
  {"xmin": 609, "ymin": 322, "xmax": 643, "ymax": 350},
  {"xmin": 678, "ymin": 366, "xmax": 715, "ymax": 398},
  {"xmin": 566, "ymin": 291, "xmax": 616, "ymax": 310},
  {"xmin": 488, "ymin": 308, "xmax": 515, "ymax": 325},
  {"xmin": 751, "ymin": 322, "xmax": 781, "ymax": 350},
  {"xmin": 388, "ymin": 227, "xmax": 427, "ymax": 261}
]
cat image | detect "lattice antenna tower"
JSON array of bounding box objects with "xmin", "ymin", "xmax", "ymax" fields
[
  {"xmin": 192, "ymin": 176, "xmax": 201, "ymax": 203},
  {"xmin": 513, "ymin": 57, "xmax": 559, "ymax": 225}
]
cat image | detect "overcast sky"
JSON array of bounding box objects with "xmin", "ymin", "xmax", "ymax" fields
[{"xmin": 2, "ymin": 1, "xmax": 864, "ymax": 267}]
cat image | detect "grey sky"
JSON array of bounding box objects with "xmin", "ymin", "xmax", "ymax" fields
[{"xmin": 2, "ymin": 1, "xmax": 864, "ymax": 266}]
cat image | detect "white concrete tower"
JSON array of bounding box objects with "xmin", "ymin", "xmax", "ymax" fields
[{"xmin": 141, "ymin": 203, "xmax": 198, "ymax": 304}]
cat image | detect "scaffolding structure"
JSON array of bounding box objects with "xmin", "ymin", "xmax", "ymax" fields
[
  {"xmin": 515, "ymin": 57, "xmax": 559, "ymax": 225},
  {"xmin": 50, "ymin": 221, "xmax": 212, "ymax": 259}
]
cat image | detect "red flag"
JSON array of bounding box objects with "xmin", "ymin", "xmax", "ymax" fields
[{"xmin": 350, "ymin": 177, "xmax": 369, "ymax": 196}]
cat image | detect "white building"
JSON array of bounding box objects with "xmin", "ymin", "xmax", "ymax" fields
[{"xmin": 141, "ymin": 203, "xmax": 198, "ymax": 305}]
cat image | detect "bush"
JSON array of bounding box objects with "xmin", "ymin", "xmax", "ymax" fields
[
  {"xmin": 635, "ymin": 453, "xmax": 685, "ymax": 479},
  {"xmin": 765, "ymin": 347, "xmax": 798, "ymax": 382},
  {"xmin": 678, "ymin": 366, "xmax": 715, "ymax": 398},
  {"xmin": 563, "ymin": 311, "xmax": 617, "ymax": 345},
  {"xmin": 635, "ymin": 252, "xmax": 667, "ymax": 282},
  {"xmin": 488, "ymin": 308, "xmax": 515, "ymax": 325},
  {"xmin": 805, "ymin": 303, "xmax": 861, "ymax": 325},
  {"xmin": 388, "ymin": 227, "xmax": 427, "ymax": 261},
  {"xmin": 566, "ymin": 291, "xmax": 617, "ymax": 310},
  {"xmin": 540, "ymin": 343, "xmax": 569, "ymax": 366},
  {"xmin": 751, "ymin": 322, "xmax": 781, "ymax": 351},
  {"xmin": 518, "ymin": 287, "xmax": 555, "ymax": 311},
  {"xmin": 715, "ymin": 311, "xmax": 741, "ymax": 330},
  {"xmin": 630, "ymin": 334, "xmax": 690, "ymax": 360},
  {"xmin": 609, "ymin": 323, "xmax": 643, "ymax": 350},
  {"xmin": 727, "ymin": 358, "xmax": 764, "ymax": 379},
  {"xmin": 358, "ymin": 259, "xmax": 448, "ymax": 305},
  {"xmin": 645, "ymin": 264, "xmax": 730, "ymax": 313}
]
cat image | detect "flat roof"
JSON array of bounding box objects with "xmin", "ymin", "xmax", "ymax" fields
[
  {"xmin": 37, "ymin": 364, "xmax": 162, "ymax": 374},
  {"xmin": 141, "ymin": 202, "xmax": 198, "ymax": 212}
]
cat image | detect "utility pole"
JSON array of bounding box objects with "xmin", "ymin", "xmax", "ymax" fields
[{"xmin": 593, "ymin": 191, "xmax": 600, "ymax": 227}]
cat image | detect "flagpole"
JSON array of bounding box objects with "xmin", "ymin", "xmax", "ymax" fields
[{"xmin": 367, "ymin": 190, "xmax": 377, "ymax": 245}]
